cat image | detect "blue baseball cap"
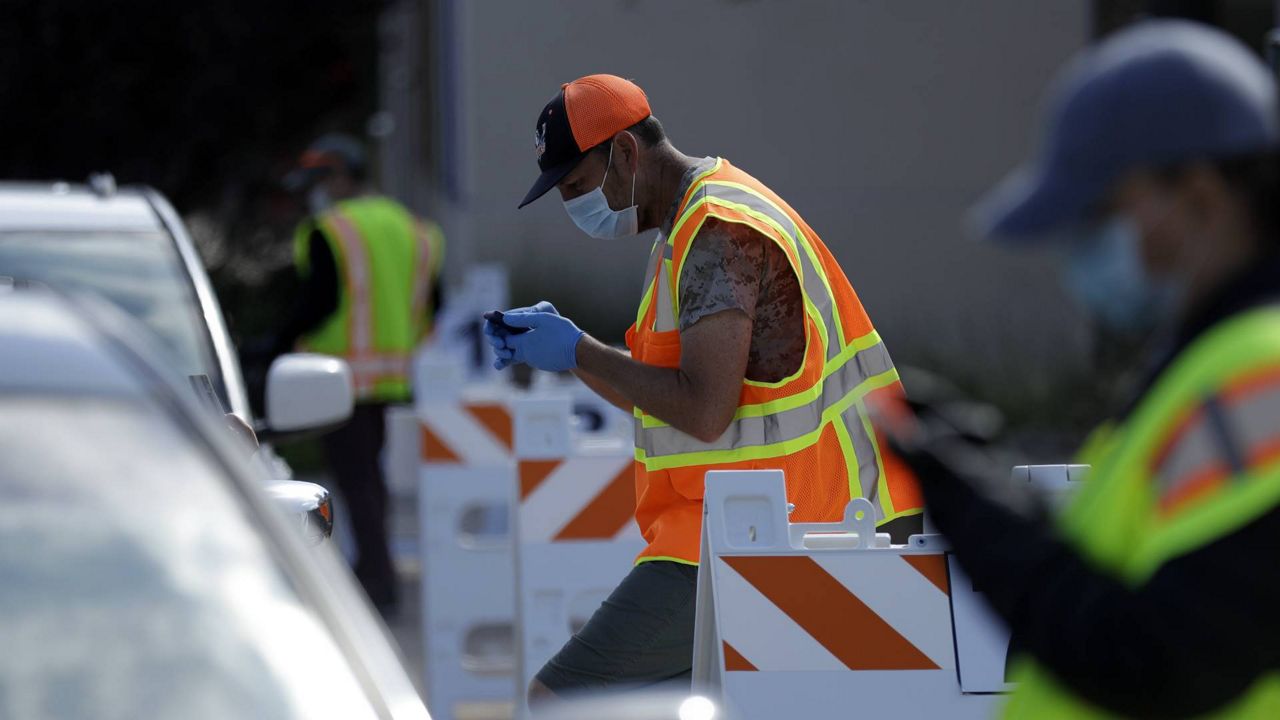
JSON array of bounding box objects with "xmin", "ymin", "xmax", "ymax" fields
[{"xmin": 974, "ymin": 20, "xmax": 1279, "ymax": 242}]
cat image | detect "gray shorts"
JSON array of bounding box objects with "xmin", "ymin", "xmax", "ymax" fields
[{"xmin": 534, "ymin": 560, "xmax": 698, "ymax": 695}]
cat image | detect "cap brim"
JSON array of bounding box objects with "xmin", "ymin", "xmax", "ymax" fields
[
  {"xmin": 518, "ymin": 153, "xmax": 585, "ymax": 209},
  {"xmin": 970, "ymin": 164, "xmax": 1102, "ymax": 243}
]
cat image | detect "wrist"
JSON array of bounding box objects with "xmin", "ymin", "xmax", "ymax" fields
[{"xmin": 571, "ymin": 331, "xmax": 589, "ymax": 370}]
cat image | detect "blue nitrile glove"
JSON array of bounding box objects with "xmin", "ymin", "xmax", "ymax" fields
[
  {"xmin": 489, "ymin": 340, "xmax": 515, "ymax": 370},
  {"xmin": 483, "ymin": 301, "xmax": 559, "ymax": 370},
  {"xmin": 502, "ymin": 311, "xmax": 585, "ymax": 372}
]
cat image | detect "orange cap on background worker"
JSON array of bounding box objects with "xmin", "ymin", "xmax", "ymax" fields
[{"xmin": 283, "ymin": 133, "xmax": 368, "ymax": 213}]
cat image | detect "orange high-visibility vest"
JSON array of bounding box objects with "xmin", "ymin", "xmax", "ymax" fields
[{"xmin": 625, "ymin": 158, "xmax": 922, "ymax": 564}]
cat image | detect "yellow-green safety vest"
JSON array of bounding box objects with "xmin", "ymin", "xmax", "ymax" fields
[
  {"xmin": 294, "ymin": 196, "xmax": 444, "ymax": 402},
  {"xmin": 1005, "ymin": 306, "xmax": 1280, "ymax": 718}
]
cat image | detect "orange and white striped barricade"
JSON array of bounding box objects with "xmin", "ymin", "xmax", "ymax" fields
[
  {"xmin": 417, "ymin": 353, "xmax": 520, "ymax": 719},
  {"xmin": 947, "ymin": 463, "xmax": 1086, "ymax": 692},
  {"xmin": 692, "ymin": 469, "xmax": 993, "ymax": 720},
  {"xmin": 511, "ymin": 396, "xmax": 645, "ymax": 712},
  {"xmin": 530, "ymin": 369, "xmax": 633, "ymax": 441}
]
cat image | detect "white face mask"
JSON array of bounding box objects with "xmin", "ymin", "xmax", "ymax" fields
[{"xmin": 562, "ymin": 143, "xmax": 638, "ymax": 239}]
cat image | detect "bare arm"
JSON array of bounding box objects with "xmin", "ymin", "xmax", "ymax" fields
[
  {"xmin": 569, "ymin": 218, "xmax": 767, "ymax": 440},
  {"xmin": 571, "ymin": 367, "xmax": 634, "ymax": 413},
  {"xmin": 575, "ymin": 309, "xmax": 750, "ymax": 442}
]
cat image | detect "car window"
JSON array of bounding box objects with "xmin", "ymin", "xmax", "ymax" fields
[
  {"xmin": 0, "ymin": 397, "xmax": 379, "ymax": 720},
  {"xmin": 0, "ymin": 230, "xmax": 226, "ymax": 403}
]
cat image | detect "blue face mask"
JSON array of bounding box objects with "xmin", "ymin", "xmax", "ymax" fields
[{"xmin": 1061, "ymin": 215, "xmax": 1183, "ymax": 334}]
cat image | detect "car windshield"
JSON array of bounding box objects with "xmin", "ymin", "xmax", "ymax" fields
[
  {"xmin": 0, "ymin": 230, "xmax": 224, "ymax": 402},
  {"xmin": 0, "ymin": 396, "xmax": 379, "ymax": 720}
]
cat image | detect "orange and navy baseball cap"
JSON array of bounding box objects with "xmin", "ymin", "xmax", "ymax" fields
[{"xmin": 518, "ymin": 74, "xmax": 652, "ymax": 208}]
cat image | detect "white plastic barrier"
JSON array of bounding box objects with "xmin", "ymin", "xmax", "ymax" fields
[
  {"xmin": 417, "ymin": 263, "xmax": 510, "ymax": 385},
  {"xmin": 511, "ymin": 396, "xmax": 645, "ymax": 714},
  {"xmin": 693, "ymin": 466, "xmax": 1085, "ymax": 717},
  {"xmin": 417, "ymin": 355, "xmax": 519, "ymax": 719},
  {"xmin": 530, "ymin": 369, "xmax": 633, "ymax": 442}
]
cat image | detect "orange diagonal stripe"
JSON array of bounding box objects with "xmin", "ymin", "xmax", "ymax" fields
[
  {"xmin": 723, "ymin": 555, "xmax": 938, "ymax": 671},
  {"xmin": 465, "ymin": 403, "xmax": 513, "ymax": 450},
  {"xmin": 421, "ymin": 423, "xmax": 460, "ymax": 462},
  {"xmin": 553, "ymin": 465, "xmax": 636, "ymax": 540},
  {"xmin": 519, "ymin": 460, "xmax": 560, "ymax": 499},
  {"xmin": 1221, "ymin": 365, "xmax": 1280, "ymax": 403},
  {"xmin": 1162, "ymin": 470, "xmax": 1228, "ymax": 517},
  {"xmin": 901, "ymin": 554, "xmax": 950, "ymax": 596},
  {"xmin": 723, "ymin": 641, "xmax": 758, "ymax": 672}
]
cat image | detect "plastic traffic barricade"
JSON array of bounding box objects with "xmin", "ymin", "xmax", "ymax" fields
[{"xmin": 692, "ymin": 467, "xmax": 1077, "ymax": 719}]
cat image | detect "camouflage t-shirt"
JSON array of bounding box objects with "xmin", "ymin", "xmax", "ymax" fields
[{"xmin": 659, "ymin": 158, "xmax": 805, "ymax": 383}]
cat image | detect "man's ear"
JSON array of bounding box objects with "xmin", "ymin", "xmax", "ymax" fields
[{"xmin": 612, "ymin": 130, "xmax": 641, "ymax": 173}]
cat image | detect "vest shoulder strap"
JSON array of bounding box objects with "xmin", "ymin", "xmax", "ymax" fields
[
  {"xmin": 1138, "ymin": 306, "xmax": 1280, "ymax": 438},
  {"xmin": 671, "ymin": 168, "xmax": 801, "ymax": 269},
  {"xmin": 1118, "ymin": 306, "xmax": 1280, "ymax": 573}
]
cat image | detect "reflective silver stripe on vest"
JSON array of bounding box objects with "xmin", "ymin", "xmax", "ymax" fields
[
  {"xmin": 1155, "ymin": 382, "xmax": 1280, "ymax": 501},
  {"xmin": 639, "ymin": 234, "xmax": 680, "ymax": 333},
  {"xmin": 634, "ymin": 340, "xmax": 895, "ymax": 459},
  {"xmin": 642, "ymin": 234, "xmax": 666, "ymax": 290},
  {"xmin": 655, "ymin": 262, "xmax": 677, "ymax": 333},
  {"xmin": 841, "ymin": 400, "xmax": 885, "ymax": 523},
  {"xmin": 348, "ymin": 354, "xmax": 412, "ymax": 378},
  {"xmin": 693, "ymin": 184, "xmax": 843, "ymax": 361},
  {"xmin": 324, "ymin": 211, "xmax": 375, "ymax": 393},
  {"xmin": 654, "ymin": 235, "xmax": 677, "ymax": 333}
]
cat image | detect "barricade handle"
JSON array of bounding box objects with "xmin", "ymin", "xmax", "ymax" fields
[
  {"xmin": 703, "ymin": 470, "xmax": 791, "ymax": 551},
  {"xmin": 788, "ymin": 497, "xmax": 889, "ymax": 549},
  {"xmin": 1014, "ymin": 464, "xmax": 1089, "ymax": 509}
]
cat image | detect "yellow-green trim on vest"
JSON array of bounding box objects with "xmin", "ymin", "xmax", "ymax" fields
[
  {"xmin": 634, "ymin": 367, "xmax": 900, "ymax": 471},
  {"xmin": 634, "ymin": 329, "xmax": 886, "ymax": 431}
]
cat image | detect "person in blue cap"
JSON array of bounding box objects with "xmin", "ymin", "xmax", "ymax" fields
[{"xmin": 887, "ymin": 19, "xmax": 1280, "ymax": 718}]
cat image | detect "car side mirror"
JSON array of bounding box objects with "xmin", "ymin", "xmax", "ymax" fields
[
  {"xmin": 263, "ymin": 353, "xmax": 353, "ymax": 437},
  {"xmin": 263, "ymin": 478, "xmax": 334, "ymax": 544}
]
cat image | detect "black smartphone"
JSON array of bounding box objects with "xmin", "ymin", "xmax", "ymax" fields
[{"xmin": 484, "ymin": 310, "xmax": 531, "ymax": 335}]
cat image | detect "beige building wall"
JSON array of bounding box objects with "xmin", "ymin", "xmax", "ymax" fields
[{"xmin": 434, "ymin": 0, "xmax": 1092, "ymax": 393}]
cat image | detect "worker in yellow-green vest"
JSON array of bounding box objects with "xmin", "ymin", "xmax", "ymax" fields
[
  {"xmin": 882, "ymin": 20, "xmax": 1280, "ymax": 718},
  {"xmin": 278, "ymin": 133, "xmax": 444, "ymax": 613}
]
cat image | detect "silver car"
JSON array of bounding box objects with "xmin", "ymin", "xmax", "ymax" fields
[
  {"xmin": 0, "ymin": 177, "xmax": 346, "ymax": 539},
  {"xmin": 0, "ymin": 284, "xmax": 429, "ymax": 719}
]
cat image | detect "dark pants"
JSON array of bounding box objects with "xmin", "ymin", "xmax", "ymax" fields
[
  {"xmin": 535, "ymin": 561, "xmax": 698, "ymax": 695},
  {"xmin": 321, "ymin": 402, "xmax": 396, "ymax": 609}
]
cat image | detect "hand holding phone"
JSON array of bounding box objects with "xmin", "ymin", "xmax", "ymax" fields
[{"xmin": 484, "ymin": 310, "xmax": 531, "ymax": 336}]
